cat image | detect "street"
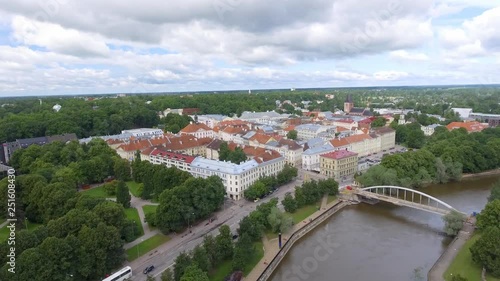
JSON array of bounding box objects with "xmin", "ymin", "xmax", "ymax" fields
[{"xmin": 127, "ymin": 169, "xmax": 352, "ymax": 281}]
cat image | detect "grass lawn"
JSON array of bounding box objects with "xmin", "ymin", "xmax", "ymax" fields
[
  {"xmin": 82, "ymin": 186, "xmax": 115, "ymax": 198},
  {"xmin": 327, "ymin": 195, "xmax": 337, "ymax": 204},
  {"xmin": 208, "ymin": 241, "xmax": 264, "ymax": 281},
  {"xmin": 0, "ymin": 220, "xmax": 42, "ymax": 241},
  {"xmin": 126, "ymin": 181, "xmax": 142, "ymax": 197},
  {"xmin": 124, "ymin": 208, "xmax": 144, "ymax": 236},
  {"xmin": 125, "ymin": 234, "xmax": 171, "ymax": 261},
  {"xmin": 444, "ymin": 234, "xmax": 500, "ymax": 281},
  {"xmin": 287, "ymin": 203, "xmax": 320, "ymax": 224}
]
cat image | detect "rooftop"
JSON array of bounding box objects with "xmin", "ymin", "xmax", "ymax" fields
[
  {"xmin": 321, "ymin": 150, "xmax": 358, "ymax": 159},
  {"xmin": 191, "ymin": 158, "xmax": 259, "ymax": 175}
]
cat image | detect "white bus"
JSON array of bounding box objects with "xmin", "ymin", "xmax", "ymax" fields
[{"xmin": 102, "ymin": 266, "xmax": 132, "ymax": 281}]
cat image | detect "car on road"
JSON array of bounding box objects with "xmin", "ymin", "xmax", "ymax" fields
[{"xmin": 143, "ymin": 265, "xmax": 155, "ymax": 274}]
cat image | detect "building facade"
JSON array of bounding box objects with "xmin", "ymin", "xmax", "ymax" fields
[{"xmin": 320, "ymin": 150, "xmax": 358, "ymax": 181}]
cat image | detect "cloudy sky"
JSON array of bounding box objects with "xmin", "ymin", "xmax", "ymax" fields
[{"xmin": 0, "ymin": 0, "xmax": 499, "ymax": 96}]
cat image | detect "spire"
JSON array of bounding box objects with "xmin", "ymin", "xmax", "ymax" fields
[{"xmin": 345, "ymin": 94, "xmax": 353, "ymax": 103}]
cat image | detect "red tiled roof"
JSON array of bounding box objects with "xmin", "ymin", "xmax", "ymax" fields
[
  {"xmin": 446, "ymin": 121, "xmax": 488, "ymax": 133},
  {"xmin": 321, "ymin": 150, "xmax": 358, "ymax": 159},
  {"xmin": 249, "ymin": 133, "xmax": 274, "ymax": 144},
  {"xmin": 150, "ymin": 148, "xmax": 196, "ymax": 164},
  {"xmin": 180, "ymin": 123, "xmax": 212, "ymax": 133}
]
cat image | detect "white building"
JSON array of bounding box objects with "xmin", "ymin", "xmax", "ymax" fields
[
  {"xmin": 451, "ymin": 108, "xmax": 473, "ymax": 119},
  {"xmin": 194, "ymin": 114, "xmax": 231, "ymax": 128},
  {"xmin": 421, "ymin": 124, "xmax": 442, "ymax": 136},
  {"xmin": 302, "ymin": 144, "xmax": 335, "ymax": 171},
  {"xmin": 121, "ymin": 128, "xmax": 164, "ymax": 137},
  {"xmin": 190, "ymin": 155, "xmax": 285, "ymax": 200},
  {"xmin": 294, "ymin": 124, "xmax": 336, "ymax": 140},
  {"xmin": 239, "ymin": 111, "xmax": 291, "ymax": 125}
]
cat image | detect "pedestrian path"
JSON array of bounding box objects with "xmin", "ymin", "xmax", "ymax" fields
[{"xmin": 245, "ymin": 195, "xmax": 341, "ymax": 281}]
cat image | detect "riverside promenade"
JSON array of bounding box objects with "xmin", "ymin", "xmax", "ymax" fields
[
  {"xmin": 245, "ymin": 195, "xmax": 350, "ymax": 281},
  {"xmin": 427, "ymin": 218, "xmax": 476, "ymax": 281}
]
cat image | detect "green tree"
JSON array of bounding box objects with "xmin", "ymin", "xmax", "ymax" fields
[
  {"xmin": 232, "ymin": 234, "xmax": 254, "ymax": 271},
  {"xmin": 191, "ymin": 245, "xmax": 211, "ymax": 272},
  {"xmin": 216, "ymin": 225, "xmax": 234, "ymax": 260},
  {"xmin": 244, "ymin": 181, "xmax": 268, "ymax": 200},
  {"xmin": 174, "ymin": 252, "xmax": 192, "ymax": 281},
  {"xmin": 202, "ymin": 234, "xmax": 219, "ymax": 267},
  {"xmin": 470, "ymin": 227, "xmax": 500, "ymax": 277},
  {"xmin": 442, "ymin": 210, "xmax": 465, "ymax": 236},
  {"xmin": 281, "ymin": 193, "xmax": 298, "ymax": 213},
  {"xmin": 476, "ymin": 200, "xmax": 500, "ymax": 230},
  {"xmin": 180, "ymin": 265, "xmax": 209, "ymax": 281},
  {"xmin": 116, "ymin": 181, "xmax": 131, "ymax": 208},
  {"xmin": 267, "ymin": 207, "xmax": 293, "ymax": 233},
  {"xmin": 286, "ymin": 130, "xmax": 298, "ymax": 140},
  {"xmin": 371, "ymin": 117, "xmax": 387, "ymax": 127},
  {"xmin": 114, "ymin": 157, "xmax": 131, "ymax": 181},
  {"xmin": 161, "ymin": 268, "xmax": 175, "ymax": 281},
  {"xmin": 103, "ymin": 180, "xmax": 118, "ymax": 196},
  {"xmin": 488, "ymin": 180, "xmax": 500, "ymax": 202}
]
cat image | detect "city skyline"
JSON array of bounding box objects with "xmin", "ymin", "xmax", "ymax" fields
[{"xmin": 0, "ymin": 0, "xmax": 499, "ymax": 96}]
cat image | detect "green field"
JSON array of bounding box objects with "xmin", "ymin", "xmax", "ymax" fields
[
  {"xmin": 126, "ymin": 181, "xmax": 142, "ymax": 197},
  {"xmin": 0, "ymin": 220, "xmax": 42, "ymax": 241},
  {"xmin": 124, "ymin": 208, "xmax": 144, "ymax": 237},
  {"xmin": 444, "ymin": 234, "xmax": 500, "ymax": 281},
  {"xmin": 82, "ymin": 185, "xmax": 115, "ymax": 198},
  {"xmin": 288, "ymin": 203, "xmax": 320, "ymax": 224},
  {"xmin": 125, "ymin": 234, "xmax": 171, "ymax": 261},
  {"xmin": 209, "ymin": 241, "xmax": 264, "ymax": 281}
]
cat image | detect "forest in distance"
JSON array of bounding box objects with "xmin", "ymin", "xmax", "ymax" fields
[{"xmin": 0, "ymin": 86, "xmax": 499, "ymax": 142}]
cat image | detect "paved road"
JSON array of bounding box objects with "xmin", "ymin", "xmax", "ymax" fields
[{"xmin": 128, "ymin": 170, "xmax": 352, "ymax": 281}]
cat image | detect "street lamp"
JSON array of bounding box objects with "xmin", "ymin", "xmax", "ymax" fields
[{"xmin": 136, "ymin": 238, "xmax": 144, "ymax": 258}]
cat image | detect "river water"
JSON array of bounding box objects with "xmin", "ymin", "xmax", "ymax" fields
[{"xmin": 271, "ymin": 174, "xmax": 500, "ymax": 281}]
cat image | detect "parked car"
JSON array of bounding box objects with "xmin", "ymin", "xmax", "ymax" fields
[{"xmin": 143, "ymin": 265, "xmax": 155, "ymax": 274}]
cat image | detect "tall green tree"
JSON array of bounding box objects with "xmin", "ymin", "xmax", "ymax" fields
[
  {"xmin": 476, "ymin": 200, "xmax": 500, "ymax": 230},
  {"xmin": 116, "ymin": 181, "xmax": 131, "ymax": 208},
  {"xmin": 470, "ymin": 227, "xmax": 500, "ymax": 277},
  {"xmin": 180, "ymin": 265, "xmax": 209, "ymax": 281},
  {"xmin": 174, "ymin": 252, "xmax": 192, "ymax": 281},
  {"xmin": 442, "ymin": 210, "xmax": 465, "ymax": 236},
  {"xmin": 488, "ymin": 181, "xmax": 500, "ymax": 202},
  {"xmin": 216, "ymin": 225, "xmax": 234, "ymax": 260}
]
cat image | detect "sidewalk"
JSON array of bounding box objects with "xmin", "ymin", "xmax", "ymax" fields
[{"xmin": 245, "ymin": 195, "xmax": 341, "ymax": 281}]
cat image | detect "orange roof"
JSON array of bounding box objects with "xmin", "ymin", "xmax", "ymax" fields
[
  {"xmin": 106, "ymin": 139, "xmax": 124, "ymax": 145},
  {"xmin": 283, "ymin": 125, "xmax": 295, "ymax": 131},
  {"xmin": 249, "ymin": 133, "xmax": 274, "ymax": 144},
  {"xmin": 446, "ymin": 121, "xmax": 488, "ymax": 133},
  {"xmin": 336, "ymin": 127, "xmax": 349, "ymax": 132},
  {"xmin": 330, "ymin": 134, "xmax": 372, "ymax": 147},
  {"xmin": 118, "ymin": 139, "xmax": 153, "ymax": 152},
  {"xmin": 180, "ymin": 123, "xmax": 212, "ymax": 133}
]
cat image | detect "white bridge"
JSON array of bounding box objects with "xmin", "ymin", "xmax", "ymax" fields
[{"xmin": 353, "ymin": 186, "xmax": 463, "ymax": 216}]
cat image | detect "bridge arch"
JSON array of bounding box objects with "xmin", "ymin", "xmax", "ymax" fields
[{"xmin": 356, "ymin": 186, "xmax": 461, "ymax": 215}]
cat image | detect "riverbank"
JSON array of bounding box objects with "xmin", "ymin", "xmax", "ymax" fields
[
  {"xmin": 462, "ymin": 168, "xmax": 500, "ymax": 179},
  {"xmin": 245, "ymin": 196, "xmax": 349, "ymax": 281},
  {"xmin": 428, "ymin": 221, "xmax": 476, "ymax": 281}
]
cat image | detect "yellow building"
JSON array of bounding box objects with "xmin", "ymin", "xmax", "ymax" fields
[{"xmin": 320, "ymin": 150, "xmax": 358, "ymax": 181}]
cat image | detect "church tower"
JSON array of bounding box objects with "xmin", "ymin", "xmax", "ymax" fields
[{"xmin": 344, "ymin": 94, "xmax": 354, "ymax": 113}]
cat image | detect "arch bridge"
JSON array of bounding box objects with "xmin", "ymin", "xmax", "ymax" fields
[{"xmin": 353, "ymin": 186, "xmax": 463, "ymax": 216}]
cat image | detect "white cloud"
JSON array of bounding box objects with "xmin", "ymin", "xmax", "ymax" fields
[
  {"xmin": 390, "ymin": 50, "xmax": 430, "ymax": 61},
  {"xmin": 11, "ymin": 16, "xmax": 110, "ymax": 57},
  {"xmin": 0, "ymin": 1, "xmax": 498, "ymax": 95}
]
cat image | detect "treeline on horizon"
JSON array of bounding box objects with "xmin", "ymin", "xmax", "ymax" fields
[{"xmin": 0, "ymin": 87, "xmax": 499, "ymax": 142}]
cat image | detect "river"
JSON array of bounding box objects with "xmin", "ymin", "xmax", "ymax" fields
[{"xmin": 270, "ymin": 174, "xmax": 500, "ymax": 281}]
